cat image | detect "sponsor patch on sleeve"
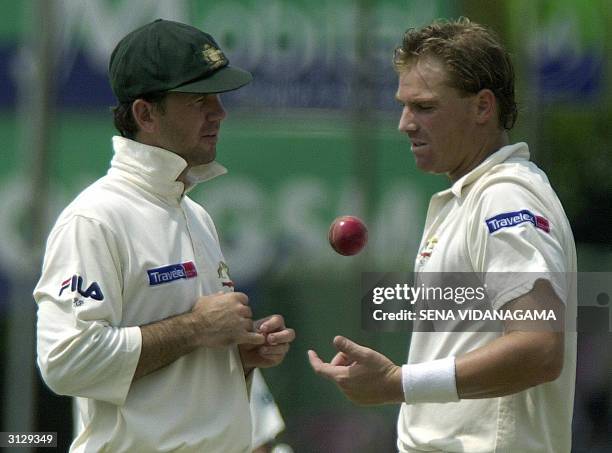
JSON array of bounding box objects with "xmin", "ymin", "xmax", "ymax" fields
[
  {"xmin": 147, "ymin": 261, "xmax": 198, "ymax": 286},
  {"xmin": 485, "ymin": 209, "xmax": 550, "ymax": 234}
]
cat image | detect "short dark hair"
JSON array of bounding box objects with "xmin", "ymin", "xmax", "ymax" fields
[
  {"xmin": 394, "ymin": 17, "xmax": 517, "ymax": 130},
  {"xmin": 112, "ymin": 91, "xmax": 168, "ymax": 139}
]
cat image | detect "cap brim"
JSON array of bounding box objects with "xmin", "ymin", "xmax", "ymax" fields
[{"xmin": 169, "ymin": 66, "xmax": 252, "ymax": 95}]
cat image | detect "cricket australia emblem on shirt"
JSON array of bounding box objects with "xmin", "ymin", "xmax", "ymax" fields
[
  {"xmin": 217, "ymin": 261, "xmax": 234, "ymax": 288},
  {"xmin": 417, "ymin": 236, "xmax": 438, "ymax": 266}
]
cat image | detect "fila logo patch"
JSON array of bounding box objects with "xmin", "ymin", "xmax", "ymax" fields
[
  {"xmin": 485, "ymin": 209, "xmax": 550, "ymax": 234},
  {"xmin": 147, "ymin": 261, "xmax": 198, "ymax": 286},
  {"xmin": 59, "ymin": 275, "xmax": 104, "ymax": 301}
]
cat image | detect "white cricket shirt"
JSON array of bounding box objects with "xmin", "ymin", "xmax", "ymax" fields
[
  {"xmin": 397, "ymin": 143, "xmax": 577, "ymax": 453},
  {"xmin": 35, "ymin": 137, "xmax": 253, "ymax": 452}
]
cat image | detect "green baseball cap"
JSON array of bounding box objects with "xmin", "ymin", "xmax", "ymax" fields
[{"xmin": 109, "ymin": 19, "xmax": 252, "ymax": 102}]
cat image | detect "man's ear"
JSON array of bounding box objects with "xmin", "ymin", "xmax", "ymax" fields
[
  {"xmin": 132, "ymin": 99, "xmax": 158, "ymax": 134},
  {"xmin": 474, "ymin": 89, "xmax": 497, "ymax": 125}
]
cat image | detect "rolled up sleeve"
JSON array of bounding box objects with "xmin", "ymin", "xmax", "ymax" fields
[
  {"xmin": 467, "ymin": 181, "xmax": 569, "ymax": 309},
  {"xmin": 34, "ymin": 215, "xmax": 142, "ymax": 406}
]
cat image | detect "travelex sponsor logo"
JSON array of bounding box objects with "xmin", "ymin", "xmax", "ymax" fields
[
  {"xmin": 486, "ymin": 209, "xmax": 550, "ymax": 234},
  {"xmin": 59, "ymin": 275, "xmax": 104, "ymax": 301},
  {"xmin": 148, "ymin": 261, "xmax": 198, "ymax": 286}
]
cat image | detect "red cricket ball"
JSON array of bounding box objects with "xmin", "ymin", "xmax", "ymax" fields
[{"xmin": 328, "ymin": 215, "xmax": 368, "ymax": 256}]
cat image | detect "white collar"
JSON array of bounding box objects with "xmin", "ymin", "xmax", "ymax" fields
[{"xmin": 109, "ymin": 136, "xmax": 227, "ymax": 201}]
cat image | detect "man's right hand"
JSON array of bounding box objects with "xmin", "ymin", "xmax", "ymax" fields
[{"xmin": 190, "ymin": 291, "xmax": 266, "ymax": 348}]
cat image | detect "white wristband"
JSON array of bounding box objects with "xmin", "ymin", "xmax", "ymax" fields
[{"xmin": 402, "ymin": 357, "xmax": 459, "ymax": 404}]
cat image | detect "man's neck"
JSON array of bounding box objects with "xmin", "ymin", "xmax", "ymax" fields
[{"xmin": 448, "ymin": 131, "xmax": 509, "ymax": 183}]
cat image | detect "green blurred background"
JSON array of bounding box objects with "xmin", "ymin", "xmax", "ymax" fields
[{"xmin": 0, "ymin": 0, "xmax": 610, "ymax": 452}]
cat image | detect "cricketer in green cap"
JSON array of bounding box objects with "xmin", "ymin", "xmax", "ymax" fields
[
  {"xmin": 109, "ymin": 18, "xmax": 252, "ymax": 102},
  {"xmin": 109, "ymin": 19, "xmax": 254, "ymax": 167},
  {"xmin": 34, "ymin": 17, "xmax": 293, "ymax": 452}
]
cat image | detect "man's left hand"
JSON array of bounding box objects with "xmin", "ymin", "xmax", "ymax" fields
[
  {"xmin": 239, "ymin": 315, "xmax": 295, "ymax": 372},
  {"xmin": 308, "ymin": 336, "xmax": 404, "ymax": 405}
]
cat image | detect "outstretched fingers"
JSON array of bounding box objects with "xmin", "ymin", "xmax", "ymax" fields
[
  {"xmin": 308, "ymin": 350, "xmax": 347, "ymax": 381},
  {"xmin": 330, "ymin": 351, "xmax": 353, "ymax": 366},
  {"xmin": 333, "ymin": 336, "xmax": 370, "ymax": 362}
]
